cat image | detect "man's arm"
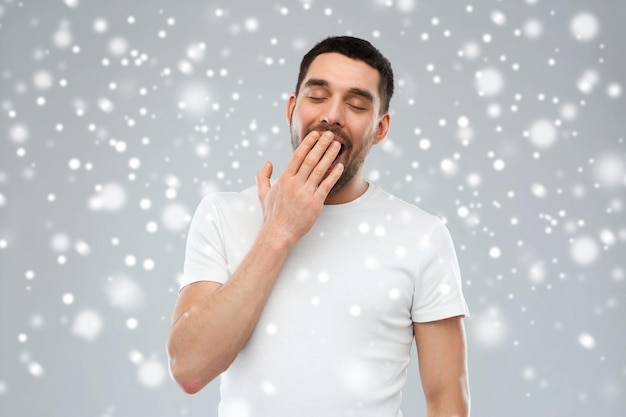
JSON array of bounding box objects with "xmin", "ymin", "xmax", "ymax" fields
[
  {"xmin": 166, "ymin": 130, "xmax": 343, "ymax": 394},
  {"xmin": 414, "ymin": 316, "xmax": 470, "ymax": 417}
]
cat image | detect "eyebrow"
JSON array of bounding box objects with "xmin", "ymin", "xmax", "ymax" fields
[{"xmin": 303, "ymin": 78, "xmax": 375, "ymax": 104}]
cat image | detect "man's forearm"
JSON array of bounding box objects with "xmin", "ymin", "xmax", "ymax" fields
[{"xmin": 167, "ymin": 226, "xmax": 292, "ymax": 394}]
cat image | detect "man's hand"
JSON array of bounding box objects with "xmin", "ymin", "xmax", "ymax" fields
[{"xmin": 256, "ymin": 130, "xmax": 344, "ymax": 247}]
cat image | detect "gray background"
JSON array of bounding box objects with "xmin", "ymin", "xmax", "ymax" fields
[{"xmin": 1, "ymin": 0, "xmax": 625, "ymax": 416}]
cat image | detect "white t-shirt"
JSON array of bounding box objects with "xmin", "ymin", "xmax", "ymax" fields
[{"xmin": 181, "ymin": 184, "xmax": 469, "ymax": 417}]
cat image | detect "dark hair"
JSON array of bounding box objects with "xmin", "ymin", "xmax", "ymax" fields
[{"xmin": 295, "ymin": 36, "xmax": 394, "ymax": 115}]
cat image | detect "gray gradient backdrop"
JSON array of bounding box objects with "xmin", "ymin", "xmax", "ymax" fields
[{"xmin": 1, "ymin": 1, "xmax": 625, "ymax": 416}]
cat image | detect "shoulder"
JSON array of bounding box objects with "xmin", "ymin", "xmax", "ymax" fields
[
  {"xmin": 198, "ymin": 185, "xmax": 259, "ymax": 213},
  {"xmin": 368, "ymin": 184, "xmax": 442, "ymax": 231},
  {"xmin": 189, "ymin": 186, "xmax": 262, "ymax": 230}
]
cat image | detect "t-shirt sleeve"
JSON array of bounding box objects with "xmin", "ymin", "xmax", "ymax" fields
[
  {"xmin": 411, "ymin": 218, "xmax": 469, "ymax": 323},
  {"xmin": 180, "ymin": 195, "xmax": 230, "ymax": 291}
]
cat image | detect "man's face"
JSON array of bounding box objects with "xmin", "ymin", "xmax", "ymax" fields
[{"xmin": 287, "ymin": 52, "xmax": 390, "ymax": 194}]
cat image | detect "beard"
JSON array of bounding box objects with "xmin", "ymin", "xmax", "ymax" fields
[{"xmin": 290, "ymin": 122, "xmax": 372, "ymax": 195}]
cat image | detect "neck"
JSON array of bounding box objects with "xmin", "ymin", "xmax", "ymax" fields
[{"xmin": 324, "ymin": 178, "xmax": 369, "ymax": 205}]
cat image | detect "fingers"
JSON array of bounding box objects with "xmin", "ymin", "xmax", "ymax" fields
[
  {"xmin": 256, "ymin": 161, "xmax": 273, "ymax": 203},
  {"xmin": 298, "ymin": 131, "xmax": 336, "ymax": 180},
  {"xmin": 287, "ymin": 130, "xmax": 338, "ymax": 177},
  {"xmin": 292, "ymin": 131, "xmax": 341, "ymax": 183},
  {"xmin": 316, "ymin": 162, "xmax": 344, "ymax": 198},
  {"xmin": 285, "ymin": 130, "xmax": 322, "ymax": 176},
  {"xmin": 306, "ymin": 140, "xmax": 341, "ymax": 184}
]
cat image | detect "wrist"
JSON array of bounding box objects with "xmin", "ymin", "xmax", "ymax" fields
[{"xmin": 257, "ymin": 223, "xmax": 299, "ymax": 253}]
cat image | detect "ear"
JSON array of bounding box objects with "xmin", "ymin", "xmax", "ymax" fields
[
  {"xmin": 373, "ymin": 112, "xmax": 391, "ymax": 145},
  {"xmin": 286, "ymin": 94, "xmax": 296, "ymax": 123}
]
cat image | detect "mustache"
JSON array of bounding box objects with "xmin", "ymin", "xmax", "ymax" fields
[{"xmin": 305, "ymin": 124, "xmax": 352, "ymax": 150}]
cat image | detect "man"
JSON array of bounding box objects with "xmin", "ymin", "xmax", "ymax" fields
[{"xmin": 167, "ymin": 36, "xmax": 470, "ymax": 417}]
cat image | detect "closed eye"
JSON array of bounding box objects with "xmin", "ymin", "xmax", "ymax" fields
[{"xmin": 347, "ymin": 102, "xmax": 367, "ymax": 111}]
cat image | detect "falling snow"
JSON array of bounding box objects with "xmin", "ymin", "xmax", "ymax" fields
[
  {"xmin": 0, "ymin": 1, "xmax": 624, "ymax": 417},
  {"xmin": 105, "ymin": 275, "xmax": 145, "ymax": 312},
  {"xmin": 71, "ymin": 309, "xmax": 104, "ymax": 342},
  {"xmin": 136, "ymin": 357, "xmax": 167, "ymax": 389}
]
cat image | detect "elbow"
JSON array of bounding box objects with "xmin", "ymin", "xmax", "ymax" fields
[
  {"xmin": 180, "ymin": 381, "xmax": 204, "ymax": 395},
  {"xmin": 166, "ymin": 336, "xmax": 208, "ymax": 394},
  {"xmin": 178, "ymin": 379, "xmax": 203, "ymax": 395},
  {"xmin": 166, "ymin": 331, "xmax": 237, "ymax": 394},
  {"xmin": 169, "ymin": 357, "xmax": 211, "ymax": 395},
  {"xmin": 168, "ymin": 350, "xmax": 228, "ymax": 395}
]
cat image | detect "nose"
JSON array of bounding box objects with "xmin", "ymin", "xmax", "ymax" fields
[{"xmin": 320, "ymin": 97, "xmax": 344, "ymax": 127}]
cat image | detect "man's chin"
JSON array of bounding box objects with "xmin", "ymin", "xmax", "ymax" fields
[{"xmin": 328, "ymin": 171, "xmax": 350, "ymax": 195}]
